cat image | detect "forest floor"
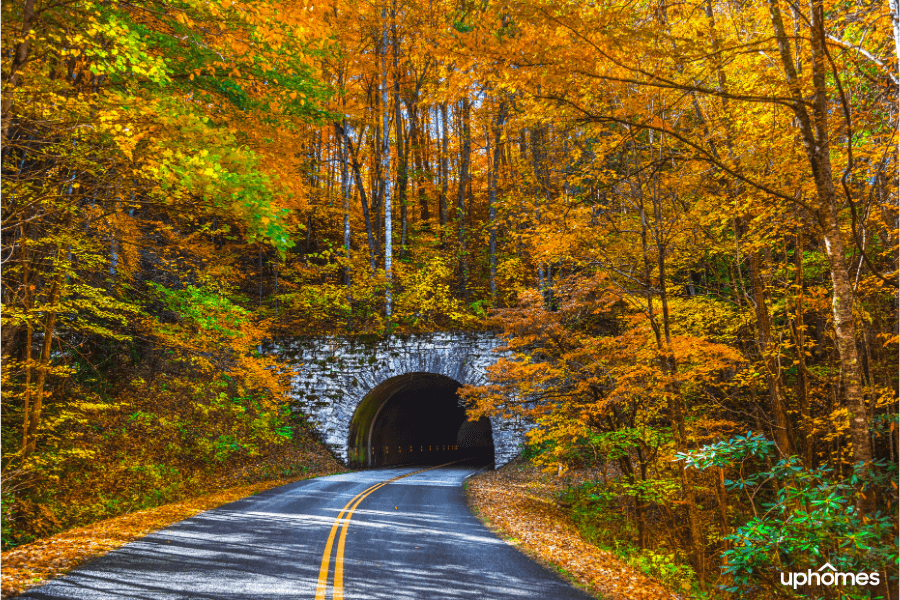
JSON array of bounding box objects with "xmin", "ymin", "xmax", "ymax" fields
[
  {"xmin": 465, "ymin": 458, "xmax": 681, "ymax": 600},
  {"xmin": 0, "ymin": 443, "xmax": 344, "ymax": 599}
]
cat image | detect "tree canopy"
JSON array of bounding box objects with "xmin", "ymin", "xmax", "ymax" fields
[{"xmin": 2, "ymin": 0, "xmax": 898, "ymax": 596}]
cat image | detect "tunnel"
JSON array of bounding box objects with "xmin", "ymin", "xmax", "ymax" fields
[{"xmin": 346, "ymin": 373, "xmax": 495, "ymax": 468}]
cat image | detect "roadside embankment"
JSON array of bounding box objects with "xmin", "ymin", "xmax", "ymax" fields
[
  {"xmin": 465, "ymin": 458, "xmax": 681, "ymax": 600},
  {"xmin": 1, "ymin": 446, "xmax": 344, "ymax": 599}
]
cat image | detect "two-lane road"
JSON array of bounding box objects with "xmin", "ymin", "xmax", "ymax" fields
[{"xmin": 19, "ymin": 466, "xmax": 595, "ymax": 599}]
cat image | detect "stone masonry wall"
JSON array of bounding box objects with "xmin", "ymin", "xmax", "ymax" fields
[{"xmin": 271, "ymin": 332, "xmax": 527, "ymax": 466}]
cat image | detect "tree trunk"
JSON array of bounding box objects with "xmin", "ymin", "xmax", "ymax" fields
[
  {"xmin": 440, "ymin": 103, "xmax": 450, "ymax": 235},
  {"xmin": 529, "ymin": 126, "xmax": 551, "ymax": 300},
  {"xmin": 392, "ymin": 19, "xmax": 409, "ymax": 255},
  {"xmin": 790, "ymin": 235, "xmax": 813, "ymax": 467},
  {"xmin": 340, "ymin": 119, "xmax": 351, "ymax": 285},
  {"xmin": 395, "ymin": 96, "xmax": 409, "ymax": 254},
  {"xmin": 1, "ymin": 0, "xmax": 37, "ymax": 142},
  {"xmin": 488, "ymin": 100, "xmax": 507, "ymax": 301},
  {"xmin": 334, "ymin": 122, "xmax": 377, "ymax": 272},
  {"xmin": 643, "ymin": 149, "xmax": 706, "ymax": 584},
  {"xmin": 22, "ymin": 253, "xmax": 63, "ymax": 457},
  {"xmin": 456, "ymin": 97, "xmax": 471, "ymax": 299},
  {"xmin": 768, "ymin": 0, "xmax": 871, "ymax": 465},
  {"xmin": 382, "ymin": 5, "xmax": 393, "ymax": 318},
  {"xmin": 371, "ymin": 99, "xmax": 383, "ymax": 254},
  {"xmin": 408, "ymin": 99, "xmax": 431, "ymax": 226},
  {"xmin": 748, "ymin": 246, "xmax": 795, "ymax": 457},
  {"xmin": 889, "ymin": 0, "xmax": 900, "ymax": 169},
  {"xmin": 818, "ymin": 203, "xmax": 870, "ymax": 463}
]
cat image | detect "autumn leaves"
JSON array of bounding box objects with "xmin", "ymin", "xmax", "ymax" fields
[{"xmin": 1, "ymin": 0, "xmax": 897, "ymax": 593}]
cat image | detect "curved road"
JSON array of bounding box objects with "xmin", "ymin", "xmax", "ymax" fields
[{"xmin": 20, "ymin": 465, "xmax": 595, "ymax": 600}]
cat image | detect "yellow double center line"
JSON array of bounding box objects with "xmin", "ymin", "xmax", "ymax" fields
[{"xmin": 314, "ymin": 462, "xmax": 459, "ymax": 600}]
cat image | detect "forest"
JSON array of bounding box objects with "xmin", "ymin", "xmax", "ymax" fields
[{"xmin": 1, "ymin": 0, "xmax": 898, "ymax": 597}]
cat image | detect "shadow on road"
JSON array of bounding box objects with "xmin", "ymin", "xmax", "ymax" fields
[{"xmin": 18, "ymin": 468, "xmax": 593, "ymax": 600}]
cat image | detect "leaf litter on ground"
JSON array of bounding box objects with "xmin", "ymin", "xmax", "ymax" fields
[{"xmin": 466, "ymin": 458, "xmax": 683, "ymax": 600}]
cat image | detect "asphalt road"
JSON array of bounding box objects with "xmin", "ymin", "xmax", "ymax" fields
[{"xmin": 19, "ymin": 465, "xmax": 596, "ymax": 600}]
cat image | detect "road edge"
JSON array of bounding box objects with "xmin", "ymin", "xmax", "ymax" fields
[
  {"xmin": 463, "ymin": 461, "xmax": 684, "ymax": 600},
  {"xmin": 462, "ymin": 467, "xmax": 604, "ymax": 599},
  {"xmin": 0, "ymin": 470, "xmax": 346, "ymax": 599}
]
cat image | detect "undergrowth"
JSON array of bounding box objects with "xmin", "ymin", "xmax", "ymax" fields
[{"xmin": 559, "ymin": 482, "xmax": 702, "ymax": 596}]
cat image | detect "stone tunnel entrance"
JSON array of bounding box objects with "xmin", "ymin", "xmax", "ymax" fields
[{"xmin": 346, "ymin": 372, "xmax": 495, "ymax": 468}]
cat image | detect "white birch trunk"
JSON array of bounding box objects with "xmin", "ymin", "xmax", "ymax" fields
[{"xmin": 382, "ymin": 4, "xmax": 393, "ymax": 318}]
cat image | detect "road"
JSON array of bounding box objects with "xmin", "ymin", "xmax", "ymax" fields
[{"xmin": 19, "ymin": 465, "xmax": 596, "ymax": 600}]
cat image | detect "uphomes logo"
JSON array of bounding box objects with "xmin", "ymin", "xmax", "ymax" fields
[{"xmin": 780, "ymin": 563, "xmax": 881, "ymax": 589}]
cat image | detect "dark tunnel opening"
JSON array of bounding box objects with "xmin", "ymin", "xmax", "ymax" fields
[{"xmin": 346, "ymin": 373, "xmax": 495, "ymax": 468}]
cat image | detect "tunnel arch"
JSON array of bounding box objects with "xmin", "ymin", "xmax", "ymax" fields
[
  {"xmin": 274, "ymin": 332, "xmax": 526, "ymax": 466},
  {"xmin": 346, "ymin": 372, "xmax": 495, "ymax": 468}
]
